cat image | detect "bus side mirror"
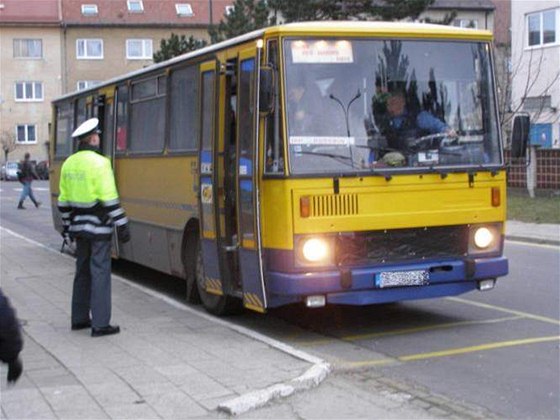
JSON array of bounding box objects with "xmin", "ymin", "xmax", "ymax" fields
[
  {"xmin": 511, "ymin": 114, "xmax": 530, "ymax": 159},
  {"xmin": 259, "ymin": 66, "xmax": 274, "ymax": 115}
]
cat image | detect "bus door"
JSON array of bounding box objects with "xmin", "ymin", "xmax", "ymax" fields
[
  {"xmin": 233, "ymin": 48, "xmax": 267, "ymax": 312},
  {"xmin": 198, "ymin": 60, "xmax": 223, "ymax": 294}
]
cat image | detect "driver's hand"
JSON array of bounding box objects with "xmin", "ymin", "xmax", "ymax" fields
[{"xmin": 446, "ymin": 129, "xmax": 458, "ymax": 138}]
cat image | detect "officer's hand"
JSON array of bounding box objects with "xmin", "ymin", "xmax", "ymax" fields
[
  {"xmin": 61, "ymin": 227, "xmax": 71, "ymax": 243},
  {"xmin": 7, "ymin": 357, "xmax": 23, "ymax": 384},
  {"xmin": 117, "ymin": 224, "xmax": 131, "ymax": 243}
]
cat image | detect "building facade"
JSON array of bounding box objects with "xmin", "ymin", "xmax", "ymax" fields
[
  {"xmin": 0, "ymin": 0, "xmax": 233, "ymax": 163},
  {"xmin": 0, "ymin": 0, "xmax": 62, "ymax": 162},
  {"xmin": 511, "ymin": 0, "xmax": 559, "ymax": 149}
]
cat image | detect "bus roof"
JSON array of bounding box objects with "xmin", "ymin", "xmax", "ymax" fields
[{"xmin": 53, "ymin": 21, "xmax": 492, "ymax": 104}]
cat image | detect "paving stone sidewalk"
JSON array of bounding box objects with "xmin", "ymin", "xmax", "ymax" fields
[{"xmin": 0, "ymin": 229, "xmax": 313, "ymax": 419}]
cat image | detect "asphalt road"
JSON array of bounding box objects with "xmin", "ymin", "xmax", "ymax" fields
[{"xmin": 1, "ymin": 180, "xmax": 559, "ymax": 419}]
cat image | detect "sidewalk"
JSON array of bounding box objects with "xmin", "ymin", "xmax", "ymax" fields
[
  {"xmin": 0, "ymin": 229, "xmax": 326, "ymax": 419},
  {"xmin": 505, "ymin": 220, "xmax": 560, "ymax": 246}
]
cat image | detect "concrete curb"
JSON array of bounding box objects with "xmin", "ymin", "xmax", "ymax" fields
[
  {"xmin": 505, "ymin": 235, "xmax": 560, "ymax": 247},
  {"xmin": 0, "ymin": 226, "xmax": 331, "ymax": 416},
  {"xmin": 218, "ymin": 362, "xmax": 331, "ymax": 416}
]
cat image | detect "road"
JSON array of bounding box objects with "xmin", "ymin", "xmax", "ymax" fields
[{"xmin": 1, "ymin": 180, "xmax": 559, "ymax": 419}]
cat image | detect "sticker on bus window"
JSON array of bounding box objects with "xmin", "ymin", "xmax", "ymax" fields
[
  {"xmin": 291, "ymin": 40, "xmax": 353, "ymax": 64},
  {"xmin": 239, "ymin": 165, "xmax": 248, "ymax": 175},
  {"xmin": 290, "ymin": 136, "xmax": 355, "ymax": 146},
  {"xmin": 201, "ymin": 184, "xmax": 213, "ymax": 204}
]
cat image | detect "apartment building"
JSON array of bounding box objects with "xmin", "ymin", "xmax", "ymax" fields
[
  {"xmin": 0, "ymin": 0, "xmax": 233, "ymax": 162},
  {"xmin": 60, "ymin": 0, "xmax": 233, "ymax": 94},
  {"xmin": 511, "ymin": 0, "xmax": 559, "ymax": 149},
  {"xmin": 0, "ymin": 0, "xmax": 62, "ymax": 162}
]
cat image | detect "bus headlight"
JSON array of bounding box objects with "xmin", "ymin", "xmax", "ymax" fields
[
  {"xmin": 474, "ymin": 227, "xmax": 493, "ymax": 249},
  {"xmin": 296, "ymin": 236, "xmax": 334, "ymax": 266},
  {"xmin": 468, "ymin": 224, "xmax": 501, "ymax": 255}
]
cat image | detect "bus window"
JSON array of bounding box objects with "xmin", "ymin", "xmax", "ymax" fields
[
  {"xmin": 116, "ymin": 85, "xmax": 129, "ymax": 152},
  {"xmin": 238, "ymin": 58, "xmax": 256, "ymax": 245},
  {"xmin": 76, "ymin": 97, "xmax": 88, "ymax": 128},
  {"xmin": 55, "ymin": 102, "xmax": 74, "ymax": 158},
  {"xmin": 130, "ymin": 77, "xmax": 166, "ymax": 153},
  {"xmin": 264, "ymin": 39, "xmax": 284, "ymax": 175},
  {"xmin": 170, "ymin": 65, "xmax": 199, "ymax": 151},
  {"xmin": 102, "ymin": 98, "xmax": 115, "ymax": 156}
]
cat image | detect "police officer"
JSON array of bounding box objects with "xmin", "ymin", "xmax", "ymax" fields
[{"xmin": 58, "ymin": 118, "xmax": 130, "ymax": 337}]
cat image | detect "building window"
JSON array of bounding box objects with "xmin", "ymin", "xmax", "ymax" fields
[
  {"xmin": 126, "ymin": 39, "xmax": 153, "ymax": 59},
  {"xmin": 176, "ymin": 3, "xmax": 193, "ymax": 16},
  {"xmin": 81, "ymin": 4, "xmax": 98, "ymax": 15},
  {"xmin": 225, "ymin": 5, "xmax": 234, "ymax": 15},
  {"xmin": 13, "ymin": 39, "xmax": 42, "ymax": 58},
  {"xmin": 127, "ymin": 0, "xmax": 143, "ymax": 12},
  {"xmin": 77, "ymin": 39, "xmax": 103, "ymax": 59},
  {"xmin": 528, "ymin": 8, "xmax": 558, "ymax": 47},
  {"xmin": 77, "ymin": 80, "xmax": 101, "ymax": 91},
  {"xmin": 16, "ymin": 125, "xmax": 37, "ymax": 143},
  {"xmin": 453, "ymin": 19, "xmax": 478, "ymax": 29},
  {"xmin": 15, "ymin": 82, "xmax": 43, "ymax": 101}
]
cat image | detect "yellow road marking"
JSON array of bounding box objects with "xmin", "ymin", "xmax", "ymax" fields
[
  {"xmin": 343, "ymin": 335, "xmax": 560, "ymax": 368},
  {"xmin": 446, "ymin": 297, "xmax": 560, "ymax": 326},
  {"xmin": 400, "ymin": 335, "xmax": 560, "ymax": 361},
  {"xmin": 295, "ymin": 316, "xmax": 522, "ymax": 347}
]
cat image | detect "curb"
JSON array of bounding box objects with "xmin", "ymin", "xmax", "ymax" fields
[{"xmin": 505, "ymin": 235, "xmax": 560, "ymax": 247}]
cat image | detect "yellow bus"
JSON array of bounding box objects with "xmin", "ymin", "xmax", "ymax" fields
[{"xmin": 50, "ymin": 22, "xmax": 528, "ymax": 315}]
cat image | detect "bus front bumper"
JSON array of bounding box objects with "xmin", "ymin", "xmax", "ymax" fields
[{"xmin": 266, "ymin": 257, "xmax": 508, "ymax": 307}]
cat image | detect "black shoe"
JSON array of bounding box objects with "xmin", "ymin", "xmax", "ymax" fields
[
  {"xmin": 34, "ymin": 201, "xmax": 42, "ymax": 208},
  {"xmin": 17, "ymin": 205, "xmax": 26, "ymax": 210},
  {"xmin": 91, "ymin": 325, "xmax": 120, "ymax": 337},
  {"xmin": 71, "ymin": 321, "xmax": 91, "ymax": 330}
]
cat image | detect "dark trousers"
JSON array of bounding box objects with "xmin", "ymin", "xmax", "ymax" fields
[{"xmin": 72, "ymin": 238, "xmax": 112, "ymax": 328}]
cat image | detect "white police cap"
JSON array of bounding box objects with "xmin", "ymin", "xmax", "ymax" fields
[{"xmin": 71, "ymin": 118, "xmax": 101, "ymax": 139}]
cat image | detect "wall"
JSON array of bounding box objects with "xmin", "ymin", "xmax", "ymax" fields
[
  {"xmin": 0, "ymin": 26, "xmax": 62, "ymax": 162},
  {"xmin": 506, "ymin": 149, "xmax": 560, "ymax": 189}
]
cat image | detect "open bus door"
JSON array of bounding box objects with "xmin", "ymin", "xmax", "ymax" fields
[
  {"xmin": 93, "ymin": 92, "xmax": 119, "ymax": 258},
  {"xmin": 197, "ymin": 49, "xmax": 267, "ymax": 315},
  {"xmin": 233, "ymin": 47, "xmax": 267, "ymax": 312}
]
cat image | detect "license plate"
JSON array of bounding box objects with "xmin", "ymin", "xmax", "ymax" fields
[{"xmin": 377, "ymin": 270, "xmax": 429, "ymax": 288}]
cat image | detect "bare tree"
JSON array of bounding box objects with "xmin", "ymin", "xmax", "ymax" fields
[
  {"xmin": 1, "ymin": 130, "xmax": 18, "ymax": 162},
  {"xmin": 497, "ymin": 45, "xmax": 560, "ymax": 144}
]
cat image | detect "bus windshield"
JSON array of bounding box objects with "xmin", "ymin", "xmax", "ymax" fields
[{"xmin": 284, "ymin": 38, "xmax": 501, "ymax": 175}]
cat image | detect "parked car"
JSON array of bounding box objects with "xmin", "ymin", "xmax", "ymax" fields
[
  {"xmin": 4, "ymin": 161, "xmax": 20, "ymax": 181},
  {"xmin": 36, "ymin": 160, "xmax": 50, "ymax": 180}
]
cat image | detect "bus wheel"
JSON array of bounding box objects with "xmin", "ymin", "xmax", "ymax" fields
[
  {"xmin": 195, "ymin": 239, "xmax": 242, "ymax": 316},
  {"xmin": 183, "ymin": 232, "xmax": 201, "ymax": 304}
]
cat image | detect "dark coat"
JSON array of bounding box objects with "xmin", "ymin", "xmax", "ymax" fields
[{"xmin": 0, "ymin": 288, "xmax": 23, "ymax": 363}]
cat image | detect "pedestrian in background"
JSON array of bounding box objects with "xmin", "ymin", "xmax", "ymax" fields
[
  {"xmin": 17, "ymin": 152, "xmax": 41, "ymax": 209},
  {"xmin": 58, "ymin": 118, "xmax": 130, "ymax": 337},
  {"xmin": 0, "ymin": 288, "xmax": 24, "ymax": 384}
]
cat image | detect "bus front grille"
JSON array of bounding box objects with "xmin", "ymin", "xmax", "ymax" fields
[
  {"xmin": 312, "ymin": 194, "xmax": 359, "ymax": 217},
  {"xmin": 336, "ymin": 225, "xmax": 468, "ymax": 266}
]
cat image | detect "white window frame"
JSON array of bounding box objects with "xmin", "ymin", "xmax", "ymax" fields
[
  {"xmin": 176, "ymin": 3, "xmax": 193, "ymax": 16},
  {"xmin": 126, "ymin": 39, "xmax": 153, "ymax": 60},
  {"xmin": 14, "ymin": 81, "xmax": 44, "ymax": 102},
  {"xmin": 77, "ymin": 80, "xmax": 101, "ymax": 91},
  {"xmin": 81, "ymin": 4, "xmax": 98, "ymax": 15},
  {"xmin": 225, "ymin": 5, "xmax": 234, "ymax": 15},
  {"xmin": 526, "ymin": 8, "xmax": 559, "ymax": 49},
  {"xmin": 127, "ymin": 0, "xmax": 144, "ymax": 12},
  {"xmin": 13, "ymin": 39, "xmax": 43, "ymax": 59},
  {"xmin": 453, "ymin": 19, "xmax": 478, "ymax": 29},
  {"xmin": 76, "ymin": 39, "xmax": 104, "ymax": 59},
  {"xmin": 16, "ymin": 124, "xmax": 37, "ymax": 144}
]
